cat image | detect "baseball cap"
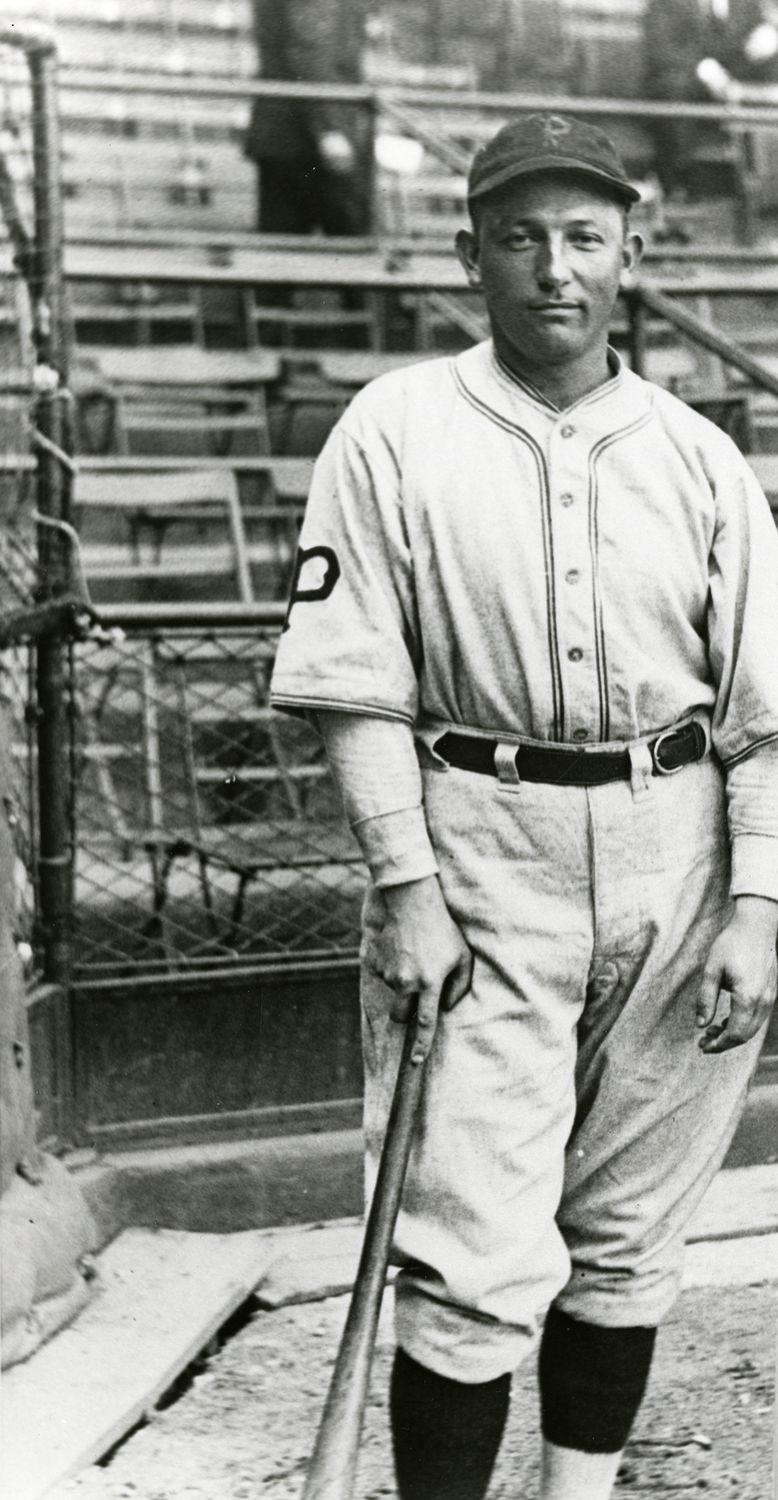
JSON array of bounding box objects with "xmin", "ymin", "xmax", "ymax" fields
[{"xmin": 467, "ymin": 113, "xmax": 640, "ymax": 208}]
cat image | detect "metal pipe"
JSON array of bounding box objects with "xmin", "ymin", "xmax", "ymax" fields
[
  {"xmin": 74, "ymin": 951, "xmax": 361, "ymax": 994},
  {"xmin": 647, "ymin": 274, "xmax": 778, "ymax": 294},
  {"xmin": 3, "ymin": 32, "xmax": 79, "ymax": 1137},
  {"xmin": 0, "ymin": 26, "xmax": 56, "ymax": 55},
  {"xmin": 29, "ymin": 40, "xmax": 74, "ymax": 981},
  {"xmin": 34, "ymin": 450, "xmax": 73, "ymax": 969},
  {"xmin": 633, "ymin": 283, "xmax": 778, "ymax": 400},
  {"xmin": 379, "ymin": 97, "xmax": 470, "ymax": 174},
  {"xmin": 52, "ymin": 69, "xmax": 778, "ymax": 127},
  {"xmin": 59, "ymin": 68, "xmax": 372, "ymax": 104},
  {"xmin": 27, "ymin": 39, "xmax": 68, "ymax": 379},
  {"xmin": 34, "ymin": 223, "xmax": 778, "ymax": 264},
  {"xmin": 97, "ymin": 601, "xmax": 287, "ymax": 629}
]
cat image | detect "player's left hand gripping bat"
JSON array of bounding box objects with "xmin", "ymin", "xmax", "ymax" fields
[{"xmin": 301, "ymin": 1017, "xmax": 426, "ymax": 1500}]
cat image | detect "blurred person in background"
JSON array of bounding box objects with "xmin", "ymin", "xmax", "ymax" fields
[
  {"xmin": 734, "ymin": 0, "xmax": 778, "ymax": 82},
  {"xmin": 245, "ymin": 0, "xmax": 373, "ymax": 236},
  {"xmin": 644, "ymin": 0, "xmax": 778, "ymax": 197}
]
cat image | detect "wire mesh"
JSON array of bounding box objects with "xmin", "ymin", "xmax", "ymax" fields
[{"xmin": 71, "ymin": 624, "xmax": 365, "ymax": 978}]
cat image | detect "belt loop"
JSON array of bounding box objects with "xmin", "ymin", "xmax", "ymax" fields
[
  {"xmin": 426, "ymin": 732, "xmax": 451, "ymax": 770},
  {"xmin": 628, "ymin": 742, "xmax": 653, "ymax": 800},
  {"xmin": 494, "ymin": 741, "xmax": 522, "ymax": 793}
]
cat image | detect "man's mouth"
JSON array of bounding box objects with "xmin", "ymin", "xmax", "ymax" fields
[{"xmin": 529, "ymin": 301, "xmax": 581, "ymax": 314}]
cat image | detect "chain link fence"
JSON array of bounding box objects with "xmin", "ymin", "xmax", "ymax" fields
[{"xmin": 71, "ymin": 620, "xmax": 365, "ymax": 979}]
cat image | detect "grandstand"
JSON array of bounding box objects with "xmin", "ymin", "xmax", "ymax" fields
[{"xmin": 2, "ymin": 0, "xmax": 778, "ymax": 1148}]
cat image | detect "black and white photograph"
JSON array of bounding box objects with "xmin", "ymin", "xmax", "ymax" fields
[{"xmin": 0, "ymin": 3, "xmax": 777, "ymax": 1497}]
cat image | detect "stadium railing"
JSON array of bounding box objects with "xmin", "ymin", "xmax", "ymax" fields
[{"xmin": 48, "ymin": 70, "xmax": 778, "ymax": 240}]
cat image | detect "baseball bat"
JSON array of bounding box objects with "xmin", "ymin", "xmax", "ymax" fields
[{"xmin": 300, "ymin": 1016, "xmax": 426, "ymax": 1500}]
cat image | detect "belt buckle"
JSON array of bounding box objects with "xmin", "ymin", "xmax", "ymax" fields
[{"xmin": 651, "ymin": 726, "xmax": 686, "ymax": 776}]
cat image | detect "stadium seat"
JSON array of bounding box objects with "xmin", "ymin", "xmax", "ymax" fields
[
  {"xmin": 74, "ymin": 345, "xmax": 280, "ymax": 458},
  {"xmin": 75, "ymin": 455, "xmax": 312, "ymax": 600},
  {"xmin": 73, "ymin": 466, "xmax": 255, "ymax": 604}
]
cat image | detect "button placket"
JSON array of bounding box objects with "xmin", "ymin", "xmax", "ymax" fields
[
  {"xmin": 563, "ymin": 636, "xmax": 598, "ymax": 739},
  {"xmin": 552, "ymin": 427, "xmax": 596, "ymax": 743}
]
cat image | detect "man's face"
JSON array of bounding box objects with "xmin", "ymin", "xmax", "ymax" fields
[{"xmin": 456, "ymin": 173, "xmax": 642, "ymax": 372}]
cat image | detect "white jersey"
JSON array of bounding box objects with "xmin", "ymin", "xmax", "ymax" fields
[{"xmin": 270, "ymin": 340, "xmax": 778, "ymax": 769}]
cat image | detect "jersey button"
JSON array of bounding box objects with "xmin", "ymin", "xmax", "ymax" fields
[
  {"xmin": 568, "ymin": 647, "xmax": 583, "ymax": 662},
  {"xmin": 560, "ymin": 424, "xmax": 576, "ymax": 438},
  {"xmin": 560, "ymin": 492, "xmax": 575, "ymax": 507},
  {"xmin": 565, "ymin": 568, "xmax": 580, "ymax": 585},
  {"xmin": 572, "ymin": 727, "xmax": 589, "ymax": 741}
]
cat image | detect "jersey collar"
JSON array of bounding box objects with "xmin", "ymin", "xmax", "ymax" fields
[
  {"xmin": 492, "ymin": 344, "xmax": 624, "ymax": 416},
  {"xmin": 454, "ymin": 341, "xmax": 652, "ymax": 440}
]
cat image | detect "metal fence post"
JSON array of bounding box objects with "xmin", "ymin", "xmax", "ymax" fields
[{"xmin": 26, "ymin": 34, "xmax": 77, "ymax": 1137}]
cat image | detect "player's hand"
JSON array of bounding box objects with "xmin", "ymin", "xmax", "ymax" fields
[
  {"xmin": 697, "ymin": 896, "xmax": 778, "ymax": 1053},
  {"xmin": 361, "ymin": 875, "xmax": 473, "ymax": 1061}
]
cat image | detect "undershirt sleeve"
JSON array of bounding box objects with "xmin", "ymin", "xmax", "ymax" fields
[
  {"xmin": 726, "ymin": 741, "xmax": 778, "ymax": 902},
  {"xmin": 317, "ymin": 710, "xmax": 439, "ymax": 888}
]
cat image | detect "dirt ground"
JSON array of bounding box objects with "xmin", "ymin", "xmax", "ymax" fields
[{"xmin": 58, "ymin": 1282, "xmax": 775, "ymax": 1500}]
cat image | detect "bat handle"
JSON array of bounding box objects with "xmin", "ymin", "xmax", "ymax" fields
[{"xmin": 301, "ymin": 1018, "xmax": 426, "ymax": 1500}]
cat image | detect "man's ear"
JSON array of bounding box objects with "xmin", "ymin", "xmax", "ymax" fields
[
  {"xmin": 619, "ymin": 230, "xmax": 644, "ymax": 289},
  {"xmin": 456, "ymin": 227, "xmax": 481, "ymax": 288}
]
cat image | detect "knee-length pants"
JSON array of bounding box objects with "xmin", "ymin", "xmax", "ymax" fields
[{"xmin": 361, "ymin": 755, "xmax": 766, "ymax": 1383}]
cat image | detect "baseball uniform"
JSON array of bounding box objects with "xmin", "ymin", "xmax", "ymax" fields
[{"xmin": 270, "ymin": 339, "xmax": 778, "ymax": 1380}]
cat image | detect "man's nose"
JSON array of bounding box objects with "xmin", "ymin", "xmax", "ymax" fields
[{"xmin": 535, "ymin": 238, "xmax": 572, "ymax": 288}]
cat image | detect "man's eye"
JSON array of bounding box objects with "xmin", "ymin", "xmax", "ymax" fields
[
  {"xmin": 574, "ymin": 233, "xmax": 603, "ymax": 246},
  {"xmin": 504, "ymin": 234, "xmax": 532, "ymax": 248}
]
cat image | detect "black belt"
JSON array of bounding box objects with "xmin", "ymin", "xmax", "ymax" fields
[{"xmin": 434, "ymin": 720, "xmax": 708, "ymax": 787}]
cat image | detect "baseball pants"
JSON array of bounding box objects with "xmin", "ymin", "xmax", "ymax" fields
[{"xmin": 361, "ymin": 750, "xmax": 766, "ymax": 1384}]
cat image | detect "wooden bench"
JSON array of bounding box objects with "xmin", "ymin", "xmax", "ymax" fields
[
  {"xmin": 70, "ymin": 290, "xmax": 208, "ymax": 347},
  {"xmin": 74, "ymin": 457, "xmax": 313, "ymax": 599},
  {"xmin": 8, "ymin": 9, "xmax": 255, "ymax": 78},
  {"xmin": 73, "ymin": 466, "xmax": 255, "ymax": 603},
  {"xmin": 79, "ymin": 454, "xmax": 313, "ymax": 502},
  {"xmin": 74, "ymin": 346, "xmax": 281, "ymax": 457},
  {"xmin": 1, "ymin": 234, "xmax": 479, "ymax": 353},
  {"xmin": 79, "ymin": 345, "xmax": 280, "ymax": 390},
  {"xmin": 61, "ymin": 138, "xmax": 256, "ymax": 236},
  {"xmin": 58, "ymin": 88, "xmax": 249, "ymax": 143}
]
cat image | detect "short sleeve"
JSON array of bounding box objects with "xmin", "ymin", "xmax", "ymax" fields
[
  {"xmin": 270, "ymin": 422, "xmax": 420, "ymax": 722},
  {"xmin": 707, "ymin": 453, "xmax": 778, "ymax": 766}
]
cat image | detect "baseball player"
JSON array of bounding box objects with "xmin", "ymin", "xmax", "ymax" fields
[
  {"xmin": 270, "ymin": 114, "xmax": 778, "ymax": 1500},
  {"xmin": 244, "ymin": 0, "xmax": 371, "ymax": 236}
]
